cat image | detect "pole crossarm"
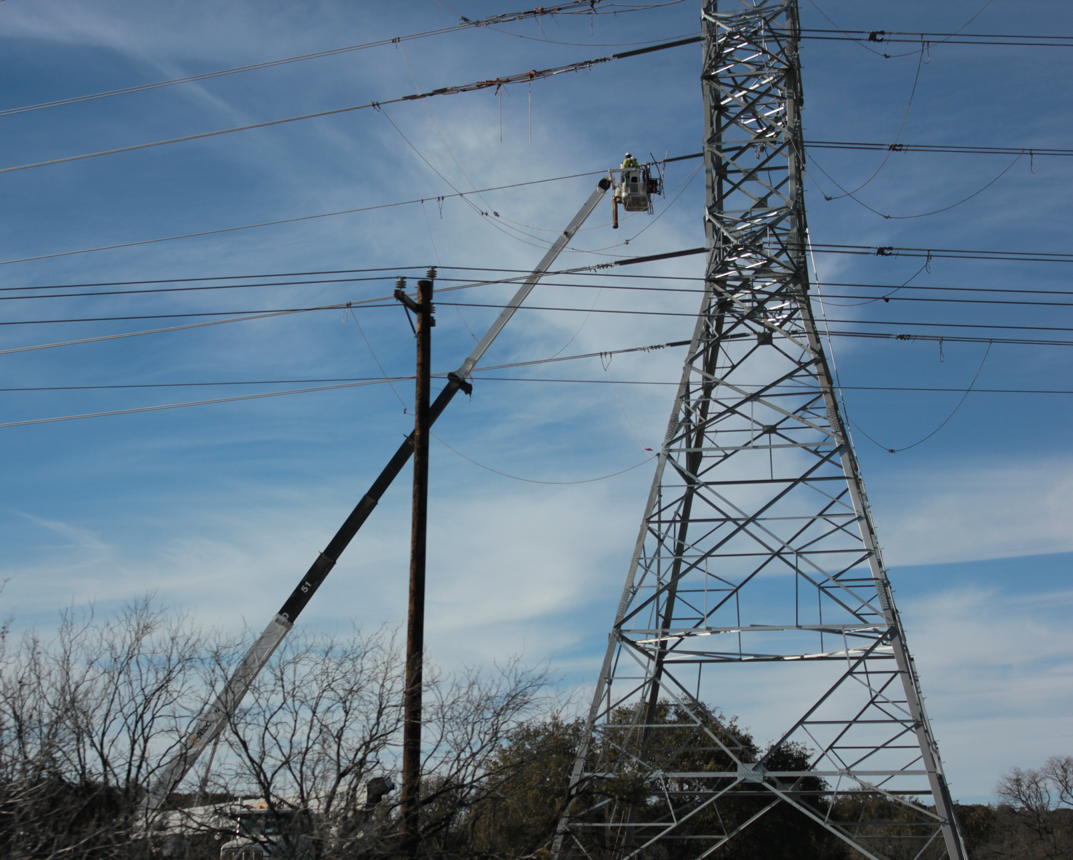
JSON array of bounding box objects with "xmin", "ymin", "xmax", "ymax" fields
[{"xmin": 553, "ymin": 3, "xmax": 966, "ymax": 858}]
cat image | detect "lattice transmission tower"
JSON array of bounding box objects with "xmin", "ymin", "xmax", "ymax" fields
[{"xmin": 553, "ymin": 2, "xmax": 966, "ymax": 858}]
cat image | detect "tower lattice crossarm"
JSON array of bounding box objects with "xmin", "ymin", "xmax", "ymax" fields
[{"xmin": 552, "ymin": 2, "xmax": 967, "ymax": 858}]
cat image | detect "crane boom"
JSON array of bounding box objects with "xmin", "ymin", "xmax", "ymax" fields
[{"xmin": 144, "ymin": 177, "xmax": 611, "ymax": 814}]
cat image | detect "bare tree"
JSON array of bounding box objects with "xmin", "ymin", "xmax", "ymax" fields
[
  {"xmin": 210, "ymin": 631, "xmax": 549, "ymax": 857},
  {"xmin": 0, "ymin": 600, "xmax": 552, "ymax": 858},
  {"xmin": 0, "ymin": 599, "xmax": 209, "ymax": 858},
  {"xmin": 1042, "ymin": 756, "xmax": 1073, "ymax": 809},
  {"xmin": 206, "ymin": 627, "xmax": 406, "ymax": 855},
  {"xmin": 995, "ymin": 755, "xmax": 1073, "ymax": 859}
]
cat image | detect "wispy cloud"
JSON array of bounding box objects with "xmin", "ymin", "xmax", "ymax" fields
[{"xmin": 875, "ymin": 456, "xmax": 1073, "ymax": 566}]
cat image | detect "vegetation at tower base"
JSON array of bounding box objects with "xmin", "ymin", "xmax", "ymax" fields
[
  {"xmin": 569, "ymin": 701, "xmax": 839, "ymax": 859},
  {"xmin": 461, "ymin": 702, "xmax": 842, "ymax": 859}
]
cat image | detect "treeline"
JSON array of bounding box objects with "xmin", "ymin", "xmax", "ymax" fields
[{"xmin": 0, "ymin": 601, "xmax": 1069, "ymax": 858}]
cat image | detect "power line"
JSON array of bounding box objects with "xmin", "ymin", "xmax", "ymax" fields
[
  {"xmin": 0, "ymin": 37, "xmax": 700, "ymax": 176},
  {"xmin": 789, "ymin": 28, "xmax": 1073, "ymax": 49},
  {"xmin": 10, "ymin": 272, "xmax": 1073, "ymax": 308},
  {"xmin": 6, "ymin": 377, "xmax": 1072, "ymax": 396},
  {"xmin": 6, "ymin": 359, "xmax": 1071, "ymax": 430},
  {"xmin": 430, "ymin": 432, "xmax": 657, "ymax": 486},
  {"xmin": 0, "ymin": 267, "xmax": 1045, "ymax": 297},
  {"xmin": 0, "ymin": 378, "xmax": 401, "ymax": 429},
  {"xmin": 7, "ymin": 299, "xmax": 1073, "ymax": 332},
  {"xmin": 806, "ymin": 243, "xmax": 1073, "ymax": 263},
  {"xmin": 815, "ymin": 293, "xmax": 1073, "ymax": 308},
  {"xmin": 810, "ymin": 150, "xmax": 1025, "ymax": 220},
  {"xmin": 807, "ymin": 141, "xmax": 1073, "ymax": 158},
  {"xmin": 1, "ymin": 268, "xmax": 412, "ymax": 292},
  {"xmin": 0, "ymin": 338, "xmax": 693, "ymax": 429},
  {"xmin": 3, "ymin": 141, "xmax": 1065, "ymax": 269},
  {"xmin": 0, "ymin": 248, "xmax": 707, "ymax": 354},
  {"xmin": 1, "ymin": 250, "xmax": 706, "ymax": 294},
  {"xmin": 815, "ymin": 318, "xmax": 1073, "ymax": 334},
  {"xmin": 819, "ymin": 40, "xmax": 926, "ymax": 200},
  {"xmin": 8, "ymin": 239, "xmax": 1073, "ymax": 296},
  {"xmin": 0, "ymin": 188, "xmax": 590, "ymax": 268},
  {"xmin": 829, "ymin": 329, "xmax": 1073, "ymax": 347},
  {"xmin": 0, "ymin": 156, "xmax": 698, "ymax": 268},
  {"xmin": 0, "ymin": 1, "xmax": 610, "ymax": 119},
  {"xmin": 814, "ymin": 280, "xmax": 1073, "ymax": 298},
  {"xmin": 0, "ymin": 305, "xmax": 391, "ymax": 325},
  {"xmin": 802, "ymin": 0, "xmax": 996, "ymax": 59},
  {"xmin": 848, "ymin": 340, "xmax": 992, "ymax": 454},
  {"xmin": 0, "ymin": 275, "xmax": 395, "ymax": 301},
  {"xmin": 0, "ymin": 304, "xmax": 334, "ymax": 356}
]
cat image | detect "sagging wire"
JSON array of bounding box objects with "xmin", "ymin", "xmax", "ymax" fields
[
  {"xmin": 0, "ymin": 303, "xmax": 340, "ymax": 356},
  {"xmin": 804, "ymin": 0, "xmax": 893, "ymax": 59},
  {"xmin": 849, "ymin": 339, "xmax": 993, "ymax": 454},
  {"xmin": 0, "ymin": 0, "xmax": 616, "ymax": 119},
  {"xmin": 810, "ymin": 151, "xmax": 1026, "ymax": 220},
  {"xmin": 0, "ymin": 255, "xmax": 695, "ymax": 355},
  {"xmin": 0, "ymin": 337, "xmax": 691, "ymax": 429},
  {"xmin": 0, "ymin": 36, "xmax": 701, "ymax": 177},
  {"xmin": 376, "ymin": 104, "xmax": 557, "ymax": 252},
  {"xmin": 347, "ymin": 304, "xmax": 410, "ymax": 413},
  {"xmin": 0, "ymin": 163, "xmax": 629, "ymax": 268},
  {"xmin": 544, "ymin": 286, "xmax": 606, "ymax": 359},
  {"xmin": 0, "ymin": 377, "xmax": 406, "ymax": 430},
  {"xmin": 389, "ymin": 37, "xmax": 559, "ymax": 346},
  {"xmin": 802, "ymin": 0, "xmax": 1000, "ymax": 59},
  {"xmin": 393, "ymin": 40, "xmax": 604, "ymax": 238},
  {"xmin": 821, "ymin": 43, "xmax": 927, "ymax": 199},
  {"xmin": 808, "ymin": 230, "xmax": 996, "ymax": 455},
  {"xmin": 375, "ymin": 92, "xmax": 674, "ymax": 260},
  {"xmin": 431, "ymin": 431, "xmax": 656, "ymax": 485},
  {"xmin": 822, "ymin": 254, "xmax": 932, "ymax": 307}
]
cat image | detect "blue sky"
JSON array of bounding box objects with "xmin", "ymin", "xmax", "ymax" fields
[{"xmin": 2, "ymin": 0, "xmax": 1072, "ymax": 804}]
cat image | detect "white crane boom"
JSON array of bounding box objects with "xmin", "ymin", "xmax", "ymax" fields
[{"xmin": 144, "ymin": 177, "xmax": 611, "ymax": 815}]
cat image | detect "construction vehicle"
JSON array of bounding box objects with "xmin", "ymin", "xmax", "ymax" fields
[
  {"xmin": 143, "ymin": 177, "xmax": 615, "ymax": 819},
  {"xmin": 218, "ymin": 801, "xmax": 315, "ymax": 860},
  {"xmin": 146, "ymin": 778, "xmax": 393, "ymax": 858}
]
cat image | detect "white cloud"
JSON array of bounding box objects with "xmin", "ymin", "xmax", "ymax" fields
[
  {"xmin": 875, "ymin": 456, "xmax": 1073, "ymax": 566},
  {"xmin": 901, "ymin": 585, "xmax": 1073, "ymax": 800}
]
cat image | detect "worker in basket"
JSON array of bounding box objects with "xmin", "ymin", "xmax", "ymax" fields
[{"xmin": 621, "ymin": 152, "xmax": 640, "ymax": 169}]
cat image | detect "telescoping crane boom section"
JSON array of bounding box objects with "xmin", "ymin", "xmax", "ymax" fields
[{"xmin": 144, "ymin": 177, "xmax": 612, "ymax": 815}]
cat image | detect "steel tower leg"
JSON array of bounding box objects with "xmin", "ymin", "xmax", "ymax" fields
[{"xmin": 553, "ymin": 3, "xmax": 967, "ymax": 857}]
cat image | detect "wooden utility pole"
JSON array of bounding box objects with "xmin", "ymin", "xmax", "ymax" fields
[{"xmin": 396, "ymin": 270, "xmax": 435, "ymax": 856}]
